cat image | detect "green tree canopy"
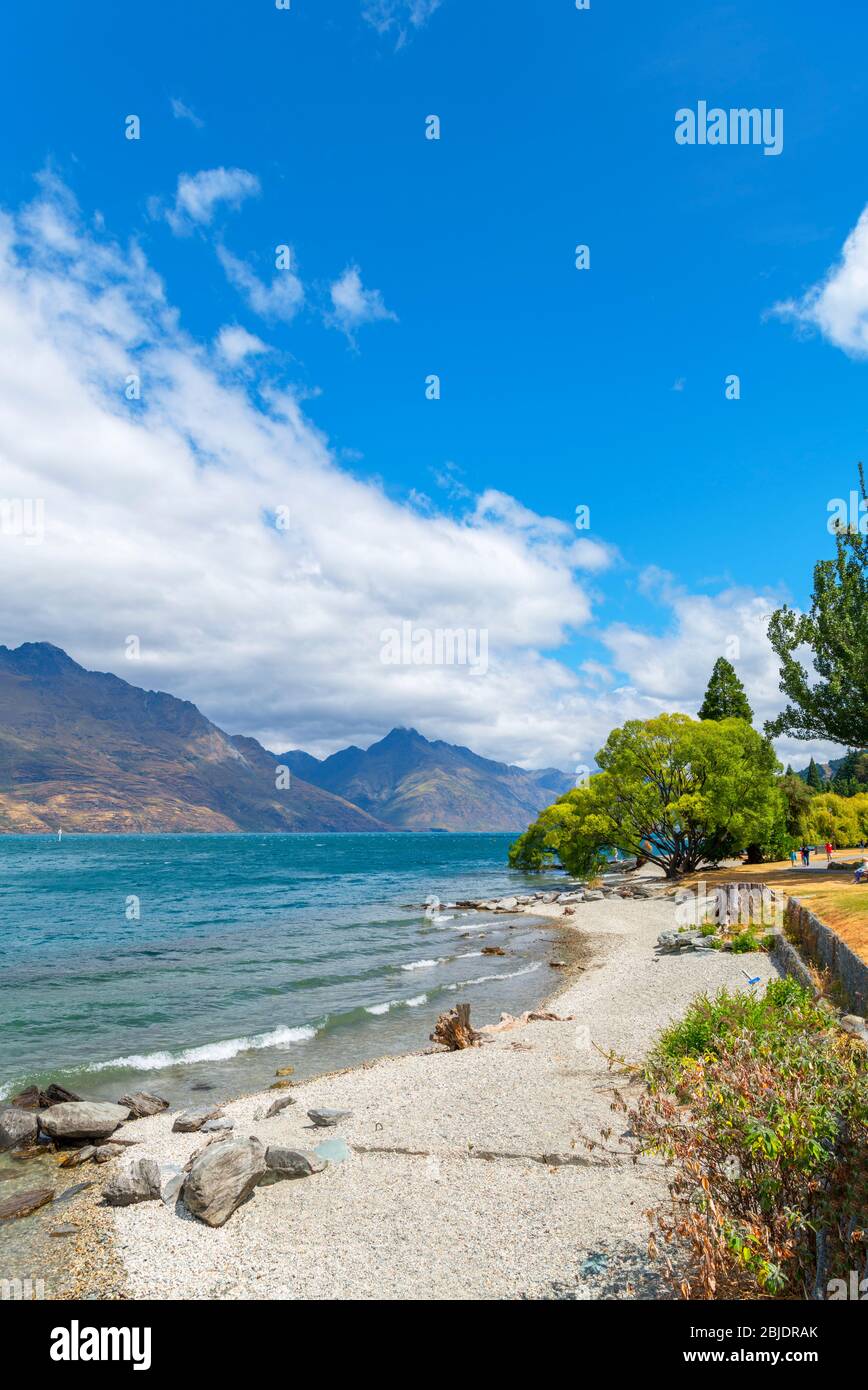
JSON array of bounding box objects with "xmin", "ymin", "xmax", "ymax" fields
[
  {"xmin": 509, "ymin": 713, "xmax": 782, "ymax": 879},
  {"xmin": 698, "ymin": 657, "xmax": 754, "ymax": 723},
  {"xmin": 766, "ymin": 467, "xmax": 868, "ymax": 748},
  {"xmin": 805, "ymin": 756, "xmax": 825, "ymax": 791},
  {"xmin": 830, "ymin": 749, "xmax": 868, "ymax": 795}
]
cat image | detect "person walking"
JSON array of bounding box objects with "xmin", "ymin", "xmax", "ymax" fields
[
  {"xmin": 790, "ymin": 848, "xmax": 798, "ymax": 868},
  {"xmin": 825, "ymin": 840, "xmax": 834, "ymax": 866}
]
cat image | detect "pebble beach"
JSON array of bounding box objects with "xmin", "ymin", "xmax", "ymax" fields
[{"xmin": 58, "ymin": 890, "xmax": 778, "ymax": 1301}]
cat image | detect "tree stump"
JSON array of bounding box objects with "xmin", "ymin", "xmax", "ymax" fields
[{"xmin": 430, "ymin": 1002, "xmax": 480, "ymax": 1050}]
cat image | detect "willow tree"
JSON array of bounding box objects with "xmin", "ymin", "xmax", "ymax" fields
[{"xmin": 509, "ymin": 713, "xmax": 782, "ymax": 879}]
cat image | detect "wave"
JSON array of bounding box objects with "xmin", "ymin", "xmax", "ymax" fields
[
  {"xmin": 446, "ymin": 962, "xmax": 542, "ymax": 990},
  {"xmin": 364, "ymin": 993, "xmax": 428, "ymax": 1016},
  {"xmin": 84, "ymin": 1025, "xmax": 317, "ymax": 1074},
  {"xmin": 399, "ymin": 957, "xmax": 442, "ymax": 971}
]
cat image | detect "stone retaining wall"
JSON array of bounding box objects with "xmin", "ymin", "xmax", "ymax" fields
[{"xmin": 784, "ymin": 897, "xmax": 868, "ymax": 1017}]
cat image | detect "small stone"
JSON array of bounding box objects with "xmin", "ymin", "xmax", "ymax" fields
[
  {"xmin": 265, "ymin": 1094, "xmax": 296, "ymax": 1119},
  {"xmin": 50, "ymin": 1224, "xmax": 79, "ymax": 1236},
  {"xmin": 583, "ymin": 890, "xmax": 604, "ymax": 901},
  {"xmin": 171, "ymin": 1106, "xmax": 223, "ymax": 1133},
  {"xmin": 93, "ymin": 1143, "xmax": 124, "ymax": 1163},
  {"xmin": 117, "ymin": 1091, "xmax": 169, "ymax": 1119},
  {"xmin": 262, "ymin": 1146, "xmax": 326, "ymax": 1181},
  {"xmin": 307, "ymin": 1108, "xmax": 352, "ymax": 1128},
  {"xmin": 54, "ymin": 1180, "xmax": 94, "ymax": 1203},
  {"xmin": 274, "ymin": 1066, "xmax": 295, "ymax": 1077},
  {"xmin": 549, "ymin": 960, "xmax": 567, "ymax": 969},
  {"xmin": 0, "ymin": 1187, "xmax": 54, "ymax": 1221},
  {"xmin": 158, "ymin": 1163, "xmax": 185, "ymax": 1207},
  {"xmin": 201, "ymin": 1117, "xmax": 234, "ymax": 1133},
  {"xmin": 102, "ymin": 1158, "xmax": 162, "ymax": 1206},
  {"xmin": 269, "ymin": 1080, "xmax": 294, "ymax": 1090},
  {"xmin": 57, "ymin": 1145, "xmax": 97, "ymax": 1168}
]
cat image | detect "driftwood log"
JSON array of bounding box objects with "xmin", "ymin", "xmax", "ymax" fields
[
  {"xmin": 431, "ymin": 1003, "xmax": 576, "ymax": 1050},
  {"xmin": 430, "ymin": 1003, "xmax": 481, "ymax": 1050}
]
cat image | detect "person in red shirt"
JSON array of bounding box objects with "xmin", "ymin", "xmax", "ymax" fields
[{"xmin": 825, "ymin": 841, "xmax": 834, "ymax": 865}]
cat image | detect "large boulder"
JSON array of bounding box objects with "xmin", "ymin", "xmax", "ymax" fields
[
  {"xmin": 0, "ymin": 1106, "xmax": 39, "ymax": 1151},
  {"xmin": 182, "ymin": 1136, "xmax": 266, "ymax": 1227},
  {"xmin": 117, "ymin": 1092, "xmax": 169, "ymax": 1119},
  {"xmin": 39, "ymin": 1102, "xmax": 130, "ymax": 1142},
  {"xmin": 103, "ymin": 1158, "xmax": 162, "ymax": 1207}
]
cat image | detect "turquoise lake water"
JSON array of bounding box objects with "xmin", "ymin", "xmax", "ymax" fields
[{"xmin": 0, "ymin": 833, "xmax": 570, "ymax": 1108}]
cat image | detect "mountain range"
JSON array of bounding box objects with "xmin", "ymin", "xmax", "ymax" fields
[{"xmin": 0, "ymin": 643, "xmax": 572, "ymax": 833}]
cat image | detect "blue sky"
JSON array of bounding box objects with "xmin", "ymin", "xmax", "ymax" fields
[{"xmin": 0, "ymin": 1, "xmax": 865, "ymax": 769}]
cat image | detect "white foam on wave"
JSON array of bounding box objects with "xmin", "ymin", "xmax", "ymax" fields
[
  {"xmin": 446, "ymin": 961, "xmax": 542, "ymax": 990},
  {"xmin": 85, "ymin": 1025, "xmax": 317, "ymax": 1073},
  {"xmin": 400, "ymin": 958, "xmax": 442, "ymax": 971},
  {"xmin": 365, "ymin": 993, "xmax": 429, "ymax": 1016}
]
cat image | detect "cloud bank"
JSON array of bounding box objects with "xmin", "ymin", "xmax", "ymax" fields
[{"xmin": 0, "ymin": 175, "xmax": 818, "ymax": 771}]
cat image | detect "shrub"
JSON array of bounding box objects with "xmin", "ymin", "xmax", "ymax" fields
[{"xmin": 623, "ymin": 981, "xmax": 868, "ymax": 1298}]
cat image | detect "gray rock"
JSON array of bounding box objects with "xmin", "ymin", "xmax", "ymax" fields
[
  {"xmin": 497, "ymin": 897, "xmax": 518, "ymax": 911},
  {"xmin": 307, "ymin": 1108, "xmax": 353, "ymax": 1128},
  {"xmin": 0, "ymin": 1187, "xmax": 55, "ymax": 1221},
  {"xmin": 117, "ymin": 1091, "xmax": 169, "ymax": 1119},
  {"xmin": 262, "ymin": 1146, "xmax": 326, "ymax": 1181},
  {"xmin": 265, "ymin": 1094, "xmax": 296, "ymax": 1119},
  {"xmin": 39, "ymin": 1101, "xmax": 130, "ymax": 1142},
  {"xmin": 632, "ymin": 884, "xmax": 658, "ymax": 898},
  {"xmin": 171, "ymin": 1105, "xmax": 223, "ymax": 1133},
  {"xmin": 158, "ymin": 1163, "xmax": 185, "ymax": 1207},
  {"xmin": 93, "ymin": 1143, "xmax": 125, "ymax": 1163},
  {"xmin": 58, "ymin": 1144, "xmax": 97, "ymax": 1168},
  {"xmin": 583, "ymin": 889, "xmax": 604, "ymax": 901},
  {"xmin": 0, "ymin": 1106, "xmax": 39, "ymax": 1151},
  {"xmin": 54, "ymin": 1180, "xmax": 95, "ymax": 1204},
  {"xmin": 201, "ymin": 1117, "xmax": 234, "ymax": 1133},
  {"xmin": 182, "ymin": 1136, "xmax": 266, "ymax": 1227},
  {"xmin": 102, "ymin": 1158, "xmax": 162, "ymax": 1206}
]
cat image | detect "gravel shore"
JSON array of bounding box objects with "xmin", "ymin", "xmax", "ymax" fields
[{"xmin": 89, "ymin": 894, "xmax": 778, "ymax": 1300}]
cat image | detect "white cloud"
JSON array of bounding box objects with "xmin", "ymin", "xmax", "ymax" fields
[
  {"xmin": 215, "ymin": 324, "xmax": 269, "ymax": 365},
  {"xmin": 362, "ymin": 0, "xmax": 441, "ymax": 45},
  {"xmin": 170, "ymin": 98, "xmax": 204, "ymax": 129},
  {"xmin": 772, "ymin": 204, "xmax": 868, "ymax": 356},
  {"xmin": 161, "ymin": 168, "xmax": 260, "ymax": 236},
  {"xmin": 217, "ymin": 244, "xmax": 304, "ymax": 323},
  {"xmin": 0, "ymin": 176, "xmax": 836, "ymax": 775},
  {"xmin": 328, "ymin": 265, "xmax": 396, "ymax": 339}
]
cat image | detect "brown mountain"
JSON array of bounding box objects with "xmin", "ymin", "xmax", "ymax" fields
[{"xmin": 0, "ymin": 643, "xmax": 390, "ymax": 833}]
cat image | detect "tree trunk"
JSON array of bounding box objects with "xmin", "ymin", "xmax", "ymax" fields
[{"xmin": 430, "ymin": 1002, "xmax": 481, "ymax": 1050}]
